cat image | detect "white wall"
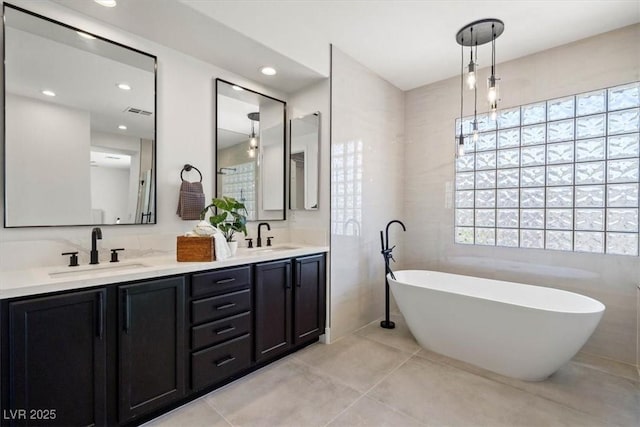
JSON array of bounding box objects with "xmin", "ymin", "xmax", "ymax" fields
[
  {"xmin": 330, "ymin": 47, "xmax": 405, "ymax": 340},
  {"xmin": 259, "ymin": 100, "xmax": 285, "ymax": 216},
  {"xmin": 91, "ymin": 130, "xmax": 141, "ymax": 223},
  {"xmin": 90, "ymin": 166, "xmax": 130, "ymax": 224},
  {"xmin": 5, "ymin": 93, "xmax": 92, "ymax": 226},
  {"xmin": 291, "ymin": 131, "xmax": 319, "ymax": 209},
  {"xmin": 404, "ymin": 24, "xmax": 640, "ymax": 365}
]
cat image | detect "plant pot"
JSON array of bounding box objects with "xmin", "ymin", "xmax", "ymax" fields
[{"xmin": 228, "ymin": 241, "xmax": 238, "ymax": 256}]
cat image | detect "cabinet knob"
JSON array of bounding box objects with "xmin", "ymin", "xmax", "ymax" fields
[
  {"xmin": 61, "ymin": 251, "xmax": 79, "ymax": 267},
  {"xmin": 110, "ymin": 248, "xmax": 125, "ymax": 263}
]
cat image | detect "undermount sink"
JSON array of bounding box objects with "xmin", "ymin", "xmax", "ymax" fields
[
  {"xmin": 49, "ymin": 262, "xmax": 149, "ymax": 278},
  {"xmin": 250, "ymin": 245, "xmax": 301, "ymax": 254}
]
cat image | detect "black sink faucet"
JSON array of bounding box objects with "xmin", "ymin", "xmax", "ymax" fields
[
  {"xmin": 90, "ymin": 227, "xmax": 102, "ymax": 265},
  {"xmin": 257, "ymin": 222, "xmax": 271, "ymax": 248}
]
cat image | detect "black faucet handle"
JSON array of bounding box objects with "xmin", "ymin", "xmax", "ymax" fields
[
  {"xmin": 62, "ymin": 252, "xmax": 79, "ymax": 267},
  {"xmin": 245, "ymin": 238, "xmax": 253, "ymax": 248},
  {"xmin": 266, "ymin": 237, "xmax": 274, "ymax": 247},
  {"xmin": 110, "ymin": 248, "xmax": 125, "ymax": 263}
]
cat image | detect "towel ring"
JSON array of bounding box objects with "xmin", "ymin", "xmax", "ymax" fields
[{"xmin": 181, "ymin": 164, "xmax": 202, "ymax": 182}]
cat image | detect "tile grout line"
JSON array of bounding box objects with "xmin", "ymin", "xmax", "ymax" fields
[
  {"xmin": 202, "ymin": 395, "xmax": 236, "ymax": 427},
  {"xmin": 321, "ymin": 348, "xmax": 419, "ymax": 427},
  {"xmin": 411, "ymin": 353, "xmax": 617, "ymax": 425}
]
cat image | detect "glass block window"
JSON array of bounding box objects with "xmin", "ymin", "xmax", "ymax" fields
[
  {"xmin": 331, "ymin": 139, "xmax": 363, "ymax": 236},
  {"xmin": 455, "ymin": 82, "xmax": 640, "ymax": 256},
  {"xmin": 221, "ymin": 161, "xmax": 256, "ymax": 220}
]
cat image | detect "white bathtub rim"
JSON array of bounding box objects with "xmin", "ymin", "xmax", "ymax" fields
[{"xmin": 388, "ymin": 270, "xmax": 605, "ymax": 315}]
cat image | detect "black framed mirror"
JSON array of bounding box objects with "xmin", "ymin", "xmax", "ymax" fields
[
  {"xmin": 215, "ymin": 79, "xmax": 286, "ymax": 221},
  {"xmin": 290, "ymin": 112, "xmax": 320, "ymax": 210},
  {"xmin": 3, "ymin": 4, "xmax": 157, "ymax": 227}
]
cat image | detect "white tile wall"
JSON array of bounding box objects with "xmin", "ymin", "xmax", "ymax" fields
[
  {"xmin": 330, "ymin": 47, "xmax": 405, "ymax": 340},
  {"xmin": 404, "ymin": 24, "xmax": 640, "ymax": 364}
]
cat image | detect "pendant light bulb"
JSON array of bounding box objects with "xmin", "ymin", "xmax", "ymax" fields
[
  {"xmin": 466, "ymin": 61, "xmax": 476, "ymax": 90},
  {"xmin": 487, "ymin": 76, "xmax": 498, "ymax": 103},
  {"xmin": 249, "ymin": 137, "xmax": 258, "ymax": 148},
  {"xmin": 248, "ymin": 148, "xmax": 255, "ymax": 158},
  {"xmin": 490, "ymin": 101, "xmax": 498, "ymax": 121},
  {"xmin": 457, "ymin": 134, "xmax": 466, "ymax": 157}
]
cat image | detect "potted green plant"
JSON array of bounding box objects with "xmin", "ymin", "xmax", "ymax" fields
[{"xmin": 201, "ymin": 196, "xmax": 248, "ymax": 255}]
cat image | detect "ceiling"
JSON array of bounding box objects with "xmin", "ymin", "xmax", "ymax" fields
[
  {"xmin": 5, "ymin": 6, "xmax": 155, "ymax": 139},
  {"xmin": 52, "ymin": 1, "xmax": 639, "ymax": 92}
]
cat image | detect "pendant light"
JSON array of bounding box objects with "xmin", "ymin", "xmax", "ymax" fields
[
  {"xmin": 466, "ymin": 28, "xmax": 477, "ymax": 90},
  {"xmin": 456, "ymin": 35, "xmax": 465, "ymax": 157},
  {"xmin": 455, "ymin": 18, "xmax": 504, "ymax": 155},
  {"xmin": 488, "ymin": 23, "xmax": 500, "ymax": 120},
  {"xmin": 247, "ymin": 112, "xmax": 260, "ymax": 158}
]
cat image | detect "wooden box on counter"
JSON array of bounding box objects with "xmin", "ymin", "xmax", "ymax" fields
[{"xmin": 176, "ymin": 236, "xmax": 215, "ymax": 262}]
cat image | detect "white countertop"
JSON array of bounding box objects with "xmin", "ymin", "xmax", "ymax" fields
[{"xmin": 0, "ymin": 244, "xmax": 329, "ymax": 299}]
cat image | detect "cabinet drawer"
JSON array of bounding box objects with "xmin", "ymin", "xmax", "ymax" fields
[
  {"xmin": 192, "ymin": 266, "xmax": 251, "ymax": 298},
  {"xmin": 191, "ymin": 289, "xmax": 251, "ymax": 324},
  {"xmin": 191, "ymin": 311, "xmax": 251, "ymax": 350},
  {"xmin": 191, "ymin": 333, "xmax": 251, "ymax": 390}
]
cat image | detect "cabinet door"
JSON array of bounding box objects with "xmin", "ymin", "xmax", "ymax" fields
[
  {"xmin": 254, "ymin": 260, "xmax": 292, "ymax": 363},
  {"xmin": 9, "ymin": 289, "xmax": 107, "ymax": 427},
  {"xmin": 293, "ymin": 255, "xmax": 326, "ymax": 345},
  {"xmin": 118, "ymin": 277, "xmax": 185, "ymax": 422}
]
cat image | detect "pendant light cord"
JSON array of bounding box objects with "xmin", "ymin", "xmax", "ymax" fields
[
  {"xmin": 474, "ymin": 42, "xmax": 478, "ymax": 123},
  {"xmin": 491, "ymin": 24, "xmax": 496, "ymax": 78},
  {"xmin": 459, "ymin": 37, "xmax": 464, "ymax": 137}
]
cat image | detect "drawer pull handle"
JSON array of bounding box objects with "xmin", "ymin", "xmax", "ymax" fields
[
  {"xmin": 215, "ymin": 278, "xmax": 236, "ymax": 284},
  {"xmin": 215, "ymin": 326, "xmax": 236, "ymax": 335},
  {"xmin": 216, "ymin": 303, "xmax": 236, "ymax": 310},
  {"xmin": 215, "ymin": 356, "xmax": 236, "ymax": 367}
]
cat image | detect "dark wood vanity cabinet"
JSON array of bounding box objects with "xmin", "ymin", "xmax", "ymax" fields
[
  {"xmin": 6, "ymin": 289, "xmax": 107, "ymax": 427},
  {"xmin": 254, "ymin": 254, "xmax": 326, "ymax": 363},
  {"xmin": 188, "ymin": 266, "xmax": 253, "ymax": 391},
  {"xmin": 118, "ymin": 277, "xmax": 186, "ymax": 423},
  {"xmin": 254, "ymin": 260, "xmax": 293, "ymax": 363},
  {"xmin": 293, "ymin": 254, "xmax": 326, "ymax": 345},
  {"xmin": 1, "ymin": 252, "xmax": 325, "ymax": 426}
]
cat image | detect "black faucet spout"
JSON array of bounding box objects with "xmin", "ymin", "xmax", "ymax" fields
[
  {"xmin": 385, "ymin": 220, "xmax": 406, "ymax": 250},
  {"xmin": 90, "ymin": 227, "xmax": 102, "ymax": 265},
  {"xmin": 257, "ymin": 222, "xmax": 271, "ymax": 248}
]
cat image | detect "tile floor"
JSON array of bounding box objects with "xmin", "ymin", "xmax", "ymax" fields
[{"xmin": 146, "ymin": 314, "xmax": 639, "ymax": 427}]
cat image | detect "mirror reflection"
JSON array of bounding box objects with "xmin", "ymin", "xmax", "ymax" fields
[
  {"xmin": 290, "ymin": 112, "xmax": 320, "ymax": 210},
  {"xmin": 216, "ymin": 79, "xmax": 286, "ymax": 221},
  {"xmin": 3, "ymin": 5, "xmax": 156, "ymax": 227}
]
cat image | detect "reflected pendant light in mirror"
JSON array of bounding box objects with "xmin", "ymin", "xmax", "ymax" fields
[
  {"xmin": 247, "ymin": 112, "xmax": 259, "ymax": 158},
  {"xmin": 215, "ymin": 78, "xmax": 286, "ymax": 221}
]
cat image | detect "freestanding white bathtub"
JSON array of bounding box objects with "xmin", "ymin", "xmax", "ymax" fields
[{"xmin": 388, "ymin": 270, "xmax": 605, "ymax": 381}]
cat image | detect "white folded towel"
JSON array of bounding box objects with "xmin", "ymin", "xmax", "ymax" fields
[{"xmin": 212, "ymin": 227, "xmax": 231, "ymax": 260}]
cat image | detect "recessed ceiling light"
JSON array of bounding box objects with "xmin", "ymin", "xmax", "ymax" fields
[
  {"xmin": 41, "ymin": 90, "xmax": 56, "ymax": 97},
  {"xmin": 76, "ymin": 31, "xmax": 96, "ymax": 40},
  {"xmin": 232, "ymin": 85, "xmax": 244, "ymax": 91},
  {"xmin": 117, "ymin": 83, "xmax": 131, "ymax": 91},
  {"xmin": 94, "ymin": 0, "xmax": 117, "ymax": 7},
  {"xmin": 260, "ymin": 66, "xmax": 277, "ymax": 76},
  {"xmin": 118, "ymin": 125, "xmax": 127, "ymax": 130}
]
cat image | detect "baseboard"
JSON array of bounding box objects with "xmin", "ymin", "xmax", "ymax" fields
[{"xmin": 319, "ymin": 327, "xmax": 331, "ymax": 344}]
